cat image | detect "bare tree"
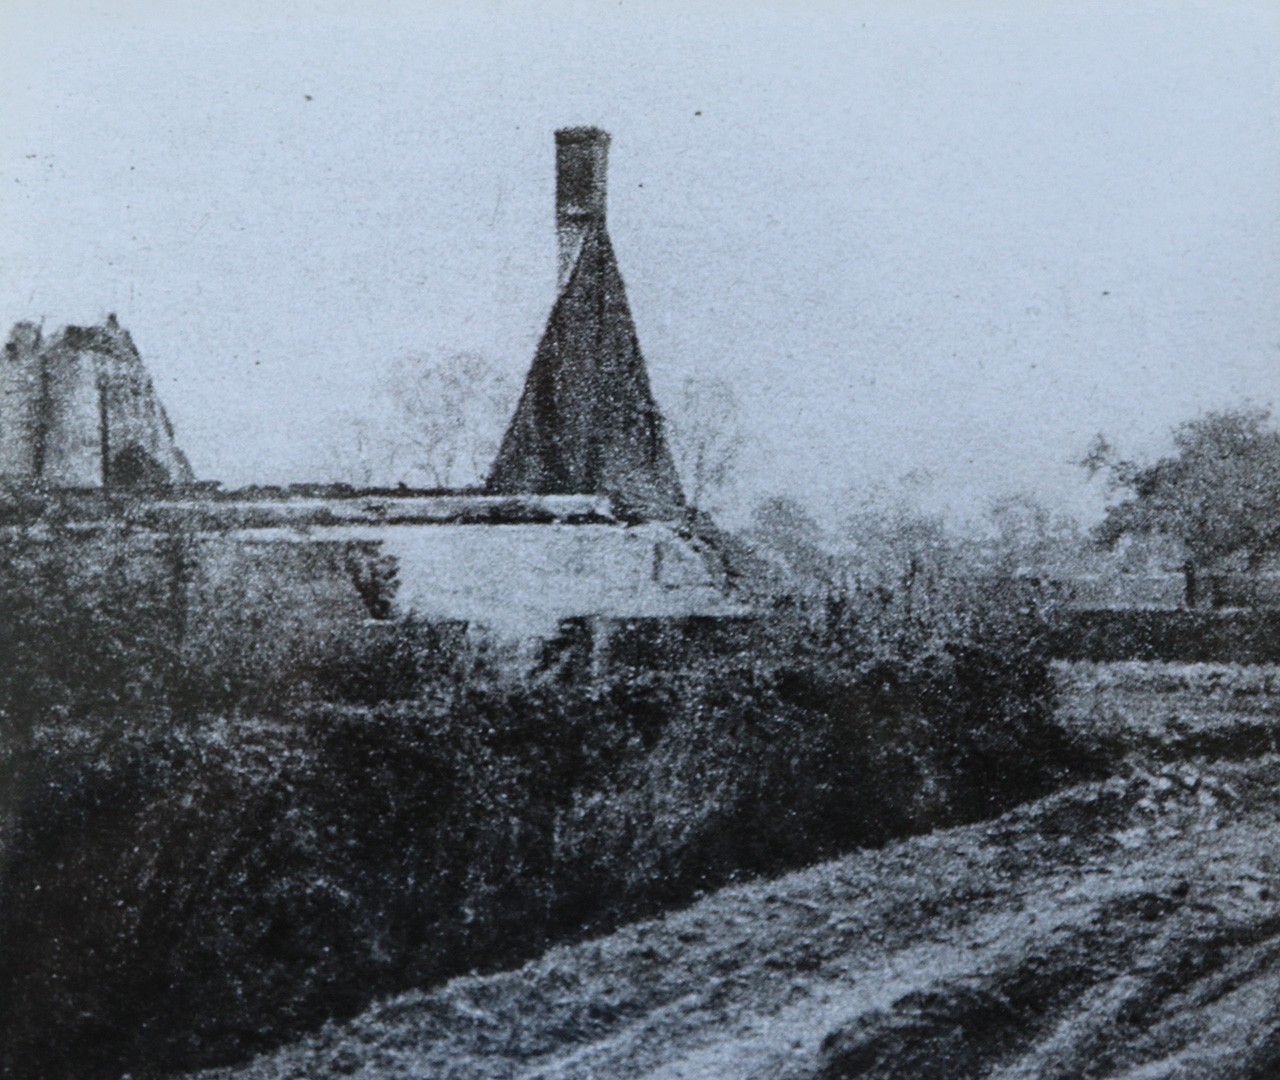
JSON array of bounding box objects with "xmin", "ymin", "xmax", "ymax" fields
[
  {"xmin": 382, "ymin": 352, "xmax": 517, "ymax": 489},
  {"xmin": 317, "ymin": 411, "xmax": 401, "ymax": 487},
  {"xmin": 841, "ymin": 477, "xmax": 954, "ymax": 617},
  {"xmin": 984, "ymin": 492, "xmax": 1084, "ymax": 577},
  {"xmin": 666, "ymin": 375, "xmax": 743, "ymax": 511}
]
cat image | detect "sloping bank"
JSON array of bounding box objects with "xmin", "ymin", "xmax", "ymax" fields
[
  {"xmin": 187, "ymin": 755, "xmax": 1280, "ymax": 1080},
  {"xmin": 0, "ymin": 627, "xmax": 1104, "ymax": 1079}
]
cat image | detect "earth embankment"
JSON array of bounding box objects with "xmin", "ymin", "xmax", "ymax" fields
[{"xmin": 193, "ymin": 663, "xmax": 1280, "ymax": 1079}]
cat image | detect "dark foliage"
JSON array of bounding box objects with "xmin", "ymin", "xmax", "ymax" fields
[
  {"xmin": 0, "ymin": 526, "xmax": 184, "ymax": 747},
  {"xmin": 1053, "ymin": 608, "xmax": 1280, "ymax": 664}
]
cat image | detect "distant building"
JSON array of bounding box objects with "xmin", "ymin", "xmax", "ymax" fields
[{"xmin": 0, "ymin": 315, "xmax": 192, "ymax": 488}]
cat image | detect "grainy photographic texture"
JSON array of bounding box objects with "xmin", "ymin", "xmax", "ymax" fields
[{"xmin": 2, "ymin": 3, "xmax": 1279, "ymax": 1079}]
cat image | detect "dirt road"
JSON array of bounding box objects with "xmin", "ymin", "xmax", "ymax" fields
[{"xmin": 193, "ymin": 665, "xmax": 1280, "ymax": 1079}]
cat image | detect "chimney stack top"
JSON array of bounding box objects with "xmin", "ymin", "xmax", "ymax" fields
[
  {"xmin": 555, "ymin": 127, "xmax": 611, "ymax": 290},
  {"xmin": 555, "ymin": 126, "xmax": 610, "ymax": 144}
]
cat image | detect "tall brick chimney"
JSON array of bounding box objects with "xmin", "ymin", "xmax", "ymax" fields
[
  {"xmin": 488, "ymin": 128, "xmax": 686, "ymax": 519},
  {"xmin": 555, "ymin": 127, "xmax": 610, "ymax": 292}
]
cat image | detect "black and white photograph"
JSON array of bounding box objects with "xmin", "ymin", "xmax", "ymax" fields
[{"xmin": 1, "ymin": 2, "xmax": 1278, "ymax": 1077}]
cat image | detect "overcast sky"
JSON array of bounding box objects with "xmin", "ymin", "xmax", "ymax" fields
[{"xmin": 2, "ymin": 0, "xmax": 1277, "ymax": 526}]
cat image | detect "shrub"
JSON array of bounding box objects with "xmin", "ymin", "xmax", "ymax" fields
[{"xmin": 0, "ymin": 527, "xmax": 184, "ymax": 743}]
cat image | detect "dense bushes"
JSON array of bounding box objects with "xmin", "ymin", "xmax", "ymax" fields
[
  {"xmin": 1051, "ymin": 607, "xmax": 1280, "ymax": 664},
  {"xmin": 0, "ymin": 527, "xmax": 184, "ymax": 741},
  {"xmin": 0, "ymin": 517, "xmax": 1108, "ymax": 1079},
  {"xmin": 0, "ymin": 526, "xmax": 452, "ymax": 736}
]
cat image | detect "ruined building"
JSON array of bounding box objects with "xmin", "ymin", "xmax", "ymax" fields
[
  {"xmin": 0, "ymin": 130, "xmax": 738, "ymax": 649},
  {"xmin": 1, "ymin": 315, "xmax": 192, "ymax": 488},
  {"xmin": 488, "ymin": 127, "xmax": 686, "ymax": 520}
]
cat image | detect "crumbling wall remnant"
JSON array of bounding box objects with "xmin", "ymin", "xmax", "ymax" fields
[{"xmin": 1, "ymin": 316, "xmax": 193, "ymax": 489}]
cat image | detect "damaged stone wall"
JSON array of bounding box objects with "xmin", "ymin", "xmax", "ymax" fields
[{"xmin": 1, "ymin": 316, "xmax": 193, "ymax": 488}]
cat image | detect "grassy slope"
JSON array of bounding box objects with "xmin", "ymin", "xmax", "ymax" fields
[
  {"xmin": 189, "ymin": 665, "xmax": 1280, "ymax": 1080},
  {"xmin": 2, "ymin": 633, "xmax": 1092, "ymax": 1080}
]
